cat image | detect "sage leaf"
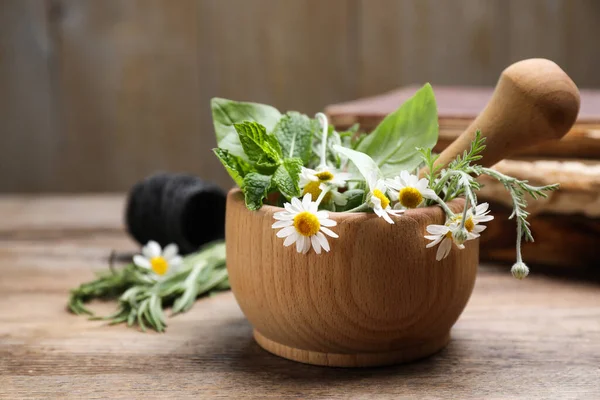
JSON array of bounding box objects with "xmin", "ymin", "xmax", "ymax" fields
[
  {"xmin": 242, "ymin": 172, "xmax": 272, "ymax": 210},
  {"xmin": 273, "ymin": 158, "xmax": 303, "ymax": 200},
  {"xmin": 355, "ymin": 83, "xmax": 438, "ymax": 177},
  {"xmin": 272, "ymin": 112, "xmax": 315, "ymax": 164},
  {"xmin": 234, "ymin": 121, "xmax": 283, "ymax": 164},
  {"xmin": 213, "ymin": 148, "xmax": 251, "ymax": 186},
  {"xmin": 211, "ymin": 98, "xmax": 282, "ymax": 160}
]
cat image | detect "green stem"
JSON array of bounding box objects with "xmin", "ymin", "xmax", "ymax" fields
[
  {"xmin": 315, "ymin": 112, "xmax": 328, "ymax": 168},
  {"xmin": 345, "ymin": 203, "xmax": 369, "ymax": 213}
]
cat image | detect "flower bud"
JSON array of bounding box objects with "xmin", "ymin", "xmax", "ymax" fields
[
  {"xmin": 511, "ymin": 262, "xmax": 529, "ymax": 280},
  {"xmin": 452, "ymin": 227, "xmax": 468, "ymax": 245}
]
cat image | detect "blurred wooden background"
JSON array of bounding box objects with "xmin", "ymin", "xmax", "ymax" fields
[{"xmin": 2, "ymin": 0, "xmax": 600, "ymax": 192}]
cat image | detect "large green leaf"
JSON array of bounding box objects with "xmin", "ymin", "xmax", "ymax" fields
[
  {"xmin": 272, "ymin": 112, "xmax": 314, "ymax": 163},
  {"xmin": 355, "ymin": 84, "xmax": 438, "ymax": 177},
  {"xmin": 211, "ymin": 98, "xmax": 282, "ymax": 160}
]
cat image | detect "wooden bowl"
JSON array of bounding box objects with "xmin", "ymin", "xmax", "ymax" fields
[{"xmin": 225, "ymin": 189, "xmax": 478, "ymax": 367}]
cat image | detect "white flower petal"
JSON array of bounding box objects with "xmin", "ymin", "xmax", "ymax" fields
[
  {"xmin": 421, "ymin": 188, "xmax": 437, "ymax": 199},
  {"xmin": 296, "ymin": 235, "xmax": 305, "ymax": 253},
  {"xmin": 311, "ymin": 235, "xmax": 322, "ymax": 254},
  {"xmin": 134, "ymin": 255, "xmax": 151, "ymax": 269},
  {"xmin": 291, "ymin": 197, "xmax": 303, "ymax": 210},
  {"xmin": 169, "ymin": 255, "xmax": 183, "ymax": 267},
  {"xmin": 437, "ymin": 238, "xmax": 452, "ymax": 260},
  {"xmin": 381, "ymin": 211, "xmax": 394, "ymax": 224},
  {"xmin": 426, "ymin": 236, "xmax": 444, "ymax": 248},
  {"xmin": 302, "ymin": 193, "xmax": 312, "ymax": 209},
  {"xmin": 473, "ymin": 225, "xmax": 487, "ymax": 233},
  {"xmin": 143, "ymin": 241, "xmax": 161, "ymax": 258},
  {"xmin": 316, "ymin": 232, "xmax": 330, "ymax": 252},
  {"xmin": 319, "ymin": 218, "xmax": 337, "ymax": 227},
  {"xmin": 272, "ymin": 220, "xmax": 293, "ymax": 229},
  {"xmin": 276, "ymin": 226, "xmax": 296, "ymax": 238},
  {"xmin": 476, "ymin": 202, "xmax": 489, "ymax": 214},
  {"xmin": 427, "ymin": 224, "xmax": 449, "ymax": 235},
  {"xmin": 315, "ymin": 211, "xmax": 329, "ymax": 219},
  {"xmin": 273, "ymin": 211, "xmax": 294, "ymax": 220},
  {"xmin": 320, "ymin": 226, "xmax": 339, "ymax": 238},
  {"xmin": 302, "ymin": 236, "xmax": 311, "ymax": 254},
  {"xmin": 283, "ymin": 232, "xmax": 297, "ymax": 247},
  {"xmin": 475, "ymin": 215, "xmax": 494, "ymax": 223},
  {"xmin": 162, "ymin": 243, "xmax": 179, "ymax": 259}
]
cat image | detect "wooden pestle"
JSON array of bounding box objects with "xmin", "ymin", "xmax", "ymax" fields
[{"xmin": 429, "ymin": 58, "xmax": 580, "ymax": 172}]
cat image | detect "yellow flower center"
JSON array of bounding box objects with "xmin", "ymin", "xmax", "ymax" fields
[
  {"xmin": 293, "ymin": 211, "xmax": 321, "ymax": 237},
  {"xmin": 372, "ymin": 189, "xmax": 390, "ymax": 209},
  {"xmin": 302, "ymin": 181, "xmax": 332, "ymax": 203},
  {"xmin": 398, "ymin": 187, "xmax": 423, "ymax": 208},
  {"xmin": 451, "ymin": 215, "xmax": 475, "ymax": 232},
  {"xmin": 150, "ymin": 256, "xmax": 169, "ymax": 276},
  {"xmin": 464, "ymin": 216, "xmax": 475, "ymax": 232},
  {"xmin": 315, "ymin": 171, "xmax": 334, "ymax": 181}
]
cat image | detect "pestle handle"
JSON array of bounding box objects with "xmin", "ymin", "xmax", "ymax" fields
[{"xmin": 431, "ymin": 58, "xmax": 580, "ymax": 171}]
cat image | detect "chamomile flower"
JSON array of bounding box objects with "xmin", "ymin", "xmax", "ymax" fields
[
  {"xmin": 272, "ymin": 193, "xmax": 339, "ymax": 254},
  {"xmin": 452, "ymin": 202, "xmax": 494, "ymax": 241},
  {"xmin": 299, "ymin": 166, "xmax": 350, "ymax": 206},
  {"xmin": 386, "ymin": 171, "xmax": 437, "ymax": 209},
  {"xmin": 366, "ymin": 173, "xmax": 403, "ymax": 224},
  {"xmin": 133, "ymin": 241, "xmax": 183, "ymax": 279},
  {"xmin": 424, "ymin": 222, "xmax": 465, "ymax": 261}
]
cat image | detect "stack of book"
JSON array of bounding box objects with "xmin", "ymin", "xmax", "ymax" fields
[{"xmin": 326, "ymin": 86, "xmax": 600, "ymax": 268}]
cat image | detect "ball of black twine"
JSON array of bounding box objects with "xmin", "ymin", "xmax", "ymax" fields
[{"xmin": 125, "ymin": 172, "xmax": 226, "ymax": 255}]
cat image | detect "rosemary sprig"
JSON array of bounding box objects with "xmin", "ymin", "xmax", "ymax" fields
[{"xmin": 68, "ymin": 240, "xmax": 229, "ymax": 332}]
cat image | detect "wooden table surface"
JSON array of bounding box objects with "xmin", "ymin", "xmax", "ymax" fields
[{"xmin": 1, "ymin": 196, "xmax": 599, "ymax": 399}]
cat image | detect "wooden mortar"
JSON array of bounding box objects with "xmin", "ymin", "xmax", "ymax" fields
[
  {"xmin": 226, "ymin": 190, "xmax": 475, "ymax": 367},
  {"xmin": 225, "ymin": 58, "xmax": 580, "ymax": 367}
]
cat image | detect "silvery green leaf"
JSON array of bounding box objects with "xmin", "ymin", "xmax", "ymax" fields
[{"xmin": 355, "ymin": 84, "xmax": 438, "ymax": 177}]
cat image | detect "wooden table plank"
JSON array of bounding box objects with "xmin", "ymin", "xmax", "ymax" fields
[{"xmin": 1, "ymin": 196, "xmax": 599, "ymax": 399}]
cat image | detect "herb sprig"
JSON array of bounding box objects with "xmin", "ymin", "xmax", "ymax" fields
[{"xmin": 68, "ymin": 241, "xmax": 228, "ymax": 332}]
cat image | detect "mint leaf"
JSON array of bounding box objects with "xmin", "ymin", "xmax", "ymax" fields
[
  {"xmin": 213, "ymin": 148, "xmax": 251, "ymax": 186},
  {"xmin": 272, "ymin": 112, "xmax": 314, "ymax": 164},
  {"xmin": 234, "ymin": 121, "xmax": 283, "ymax": 164},
  {"xmin": 273, "ymin": 158, "xmax": 303, "ymax": 199},
  {"xmin": 355, "ymin": 84, "xmax": 438, "ymax": 177},
  {"xmin": 211, "ymin": 98, "xmax": 282, "ymax": 160},
  {"xmin": 242, "ymin": 172, "xmax": 272, "ymax": 210}
]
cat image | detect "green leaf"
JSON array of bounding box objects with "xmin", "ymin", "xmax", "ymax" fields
[
  {"xmin": 211, "ymin": 98, "xmax": 282, "ymax": 160},
  {"xmin": 355, "ymin": 83, "xmax": 438, "ymax": 177},
  {"xmin": 272, "ymin": 112, "xmax": 315, "ymax": 163},
  {"xmin": 212, "ymin": 148, "xmax": 251, "ymax": 186},
  {"xmin": 242, "ymin": 172, "xmax": 272, "ymax": 210},
  {"xmin": 273, "ymin": 158, "xmax": 303, "ymax": 199},
  {"xmin": 234, "ymin": 121, "xmax": 283, "ymax": 164},
  {"xmin": 338, "ymin": 189, "xmax": 365, "ymax": 211},
  {"xmin": 333, "ymin": 145, "xmax": 382, "ymax": 186}
]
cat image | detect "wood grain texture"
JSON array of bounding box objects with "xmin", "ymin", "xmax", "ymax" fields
[
  {"xmin": 3, "ymin": 0, "xmax": 600, "ymax": 192},
  {"xmin": 226, "ymin": 190, "xmax": 479, "ymax": 367},
  {"xmin": 1, "ymin": 195, "xmax": 600, "ymax": 398}
]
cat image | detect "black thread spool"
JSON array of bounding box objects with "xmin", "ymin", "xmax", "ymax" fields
[{"xmin": 125, "ymin": 173, "xmax": 226, "ymax": 255}]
